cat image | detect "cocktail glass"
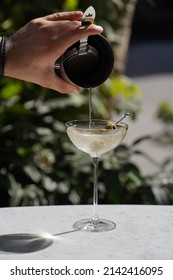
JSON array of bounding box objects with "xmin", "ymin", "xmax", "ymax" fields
[{"xmin": 65, "ymin": 119, "xmax": 128, "ymax": 232}]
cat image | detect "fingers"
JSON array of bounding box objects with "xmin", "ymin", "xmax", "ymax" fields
[
  {"xmin": 53, "ymin": 80, "xmax": 80, "ymax": 94},
  {"xmin": 45, "ymin": 72, "xmax": 80, "ymax": 94},
  {"xmin": 78, "ymin": 23, "xmax": 103, "ymax": 35},
  {"xmin": 57, "ymin": 23, "xmax": 103, "ymax": 52},
  {"xmin": 45, "ymin": 11, "xmax": 83, "ymax": 22},
  {"xmin": 44, "ymin": 11, "xmax": 103, "ymax": 37}
]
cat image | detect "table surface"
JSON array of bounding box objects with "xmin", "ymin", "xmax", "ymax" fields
[{"xmin": 0, "ymin": 204, "xmax": 173, "ymax": 260}]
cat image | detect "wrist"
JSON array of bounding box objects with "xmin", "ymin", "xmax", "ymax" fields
[{"xmin": 0, "ymin": 36, "xmax": 8, "ymax": 77}]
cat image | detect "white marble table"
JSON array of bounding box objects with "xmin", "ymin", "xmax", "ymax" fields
[{"xmin": 0, "ymin": 205, "xmax": 173, "ymax": 260}]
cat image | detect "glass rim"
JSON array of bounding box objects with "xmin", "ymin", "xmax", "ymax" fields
[{"xmin": 65, "ymin": 119, "xmax": 128, "ymax": 129}]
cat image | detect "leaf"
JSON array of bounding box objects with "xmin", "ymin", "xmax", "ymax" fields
[
  {"xmin": 23, "ymin": 164, "xmax": 41, "ymax": 183},
  {"xmin": 8, "ymin": 174, "xmax": 24, "ymax": 207},
  {"xmin": 131, "ymin": 135, "xmax": 152, "ymax": 146},
  {"xmin": 45, "ymin": 94, "xmax": 87, "ymax": 109},
  {"xmin": 5, "ymin": 104, "xmax": 33, "ymax": 116},
  {"xmin": 107, "ymin": 75, "xmax": 141, "ymax": 98},
  {"xmin": 161, "ymin": 157, "xmax": 173, "ymax": 168},
  {"xmin": 63, "ymin": 0, "xmax": 79, "ymax": 10},
  {"xmin": 0, "ymin": 82, "xmax": 22, "ymax": 99},
  {"xmin": 42, "ymin": 175, "xmax": 58, "ymax": 192},
  {"xmin": 111, "ymin": 0, "xmax": 125, "ymax": 10}
]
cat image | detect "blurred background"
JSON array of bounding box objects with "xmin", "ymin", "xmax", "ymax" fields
[{"xmin": 0, "ymin": 0, "xmax": 173, "ymax": 207}]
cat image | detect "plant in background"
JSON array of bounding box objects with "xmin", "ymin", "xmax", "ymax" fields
[
  {"xmin": 156, "ymin": 101, "xmax": 173, "ymax": 124},
  {"xmin": 92, "ymin": 75, "xmax": 141, "ymax": 120},
  {"xmin": 155, "ymin": 101, "xmax": 173, "ymax": 145}
]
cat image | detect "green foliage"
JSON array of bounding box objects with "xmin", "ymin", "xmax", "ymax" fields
[
  {"xmin": 154, "ymin": 101, "xmax": 173, "ymax": 146},
  {"xmin": 0, "ymin": 78, "xmax": 88, "ymax": 206},
  {"xmin": 63, "ymin": 0, "xmax": 79, "ymax": 10},
  {"xmin": 156, "ymin": 101, "xmax": 173, "ymax": 124},
  {"xmin": 95, "ymin": 75, "xmax": 141, "ymax": 119}
]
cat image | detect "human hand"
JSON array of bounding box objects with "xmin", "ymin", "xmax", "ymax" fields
[{"xmin": 4, "ymin": 11, "xmax": 103, "ymax": 93}]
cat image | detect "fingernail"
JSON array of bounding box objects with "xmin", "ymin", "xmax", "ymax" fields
[
  {"xmin": 72, "ymin": 87, "xmax": 80, "ymax": 94},
  {"xmin": 95, "ymin": 25, "xmax": 103, "ymax": 32}
]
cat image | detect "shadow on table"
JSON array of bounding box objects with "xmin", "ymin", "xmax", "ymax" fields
[{"xmin": 0, "ymin": 230, "xmax": 78, "ymax": 254}]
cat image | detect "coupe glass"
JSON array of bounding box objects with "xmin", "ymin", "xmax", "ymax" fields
[{"xmin": 65, "ymin": 119, "xmax": 128, "ymax": 232}]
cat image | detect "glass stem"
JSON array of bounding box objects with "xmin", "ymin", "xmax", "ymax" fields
[{"xmin": 92, "ymin": 157, "xmax": 100, "ymax": 222}]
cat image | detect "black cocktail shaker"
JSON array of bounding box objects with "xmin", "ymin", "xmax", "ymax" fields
[{"xmin": 54, "ymin": 7, "xmax": 114, "ymax": 89}]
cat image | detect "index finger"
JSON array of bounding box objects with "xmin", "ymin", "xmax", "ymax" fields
[{"xmin": 44, "ymin": 11, "xmax": 83, "ymax": 22}]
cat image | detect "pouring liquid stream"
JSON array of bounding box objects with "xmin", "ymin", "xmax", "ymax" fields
[{"xmin": 88, "ymin": 88, "xmax": 93, "ymax": 128}]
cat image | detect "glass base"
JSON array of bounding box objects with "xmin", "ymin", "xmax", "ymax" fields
[{"xmin": 73, "ymin": 218, "xmax": 116, "ymax": 232}]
